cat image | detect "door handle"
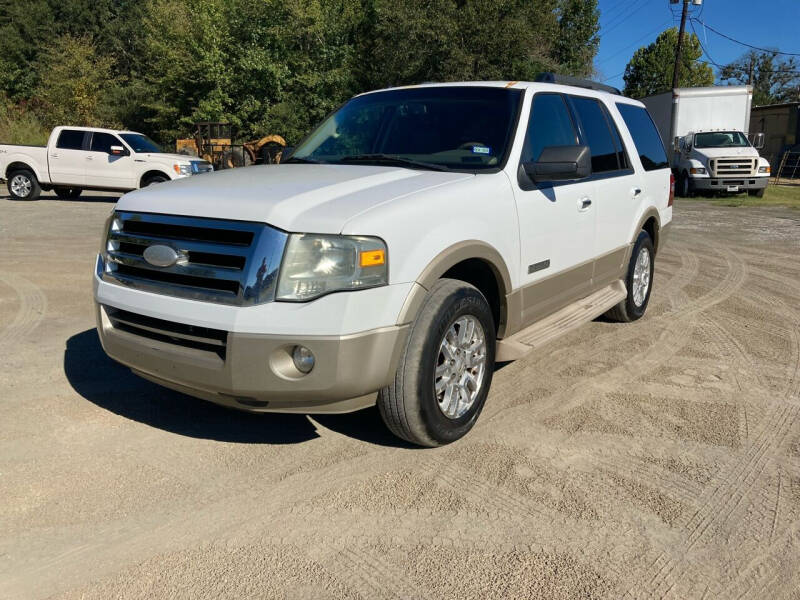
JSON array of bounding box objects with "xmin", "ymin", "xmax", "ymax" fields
[
  {"xmin": 86, "ymin": 155, "xmax": 93, "ymax": 160},
  {"xmin": 50, "ymin": 154, "xmax": 59, "ymax": 159},
  {"xmin": 578, "ymin": 197, "xmax": 592, "ymax": 211},
  {"xmin": 632, "ymin": 187, "xmax": 642, "ymax": 197}
]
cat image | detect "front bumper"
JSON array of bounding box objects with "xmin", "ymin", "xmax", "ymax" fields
[
  {"xmin": 96, "ymin": 302, "xmax": 409, "ymax": 413},
  {"xmin": 691, "ymin": 176, "xmax": 769, "ymax": 192}
]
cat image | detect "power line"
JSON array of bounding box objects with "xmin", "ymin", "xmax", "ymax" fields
[
  {"xmin": 600, "ymin": 0, "xmax": 650, "ymax": 37},
  {"xmin": 692, "ymin": 18, "xmax": 800, "ymax": 57},
  {"xmin": 596, "ymin": 20, "xmax": 673, "ymax": 65}
]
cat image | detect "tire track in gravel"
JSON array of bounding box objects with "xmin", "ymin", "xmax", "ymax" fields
[{"xmin": 0, "ymin": 272, "xmax": 46, "ymax": 350}]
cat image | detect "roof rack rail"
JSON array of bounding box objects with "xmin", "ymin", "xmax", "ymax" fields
[{"xmin": 534, "ymin": 73, "xmax": 622, "ymax": 96}]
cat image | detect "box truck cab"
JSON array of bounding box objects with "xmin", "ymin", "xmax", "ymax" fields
[{"xmin": 642, "ymin": 86, "xmax": 770, "ymax": 198}]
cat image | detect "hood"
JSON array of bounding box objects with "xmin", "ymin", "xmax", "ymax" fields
[
  {"xmin": 692, "ymin": 146, "xmax": 759, "ymax": 159},
  {"xmin": 139, "ymin": 152, "xmax": 210, "ymax": 164},
  {"xmin": 117, "ymin": 163, "xmax": 473, "ymax": 233}
]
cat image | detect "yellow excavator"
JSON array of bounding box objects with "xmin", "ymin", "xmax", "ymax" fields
[{"xmin": 176, "ymin": 123, "xmax": 287, "ymax": 169}]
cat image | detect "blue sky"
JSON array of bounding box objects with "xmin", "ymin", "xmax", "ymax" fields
[{"xmin": 594, "ymin": 0, "xmax": 800, "ymax": 90}]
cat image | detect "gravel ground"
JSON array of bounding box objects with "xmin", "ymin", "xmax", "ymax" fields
[{"xmin": 1, "ymin": 192, "xmax": 800, "ymax": 599}]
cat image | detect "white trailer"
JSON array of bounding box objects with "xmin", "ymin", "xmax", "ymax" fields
[{"xmin": 642, "ymin": 86, "xmax": 770, "ymax": 197}]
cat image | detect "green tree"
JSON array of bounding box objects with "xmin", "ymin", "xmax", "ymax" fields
[
  {"xmin": 623, "ymin": 28, "xmax": 714, "ymax": 98},
  {"xmin": 33, "ymin": 34, "xmax": 118, "ymax": 128},
  {"xmin": 720, "ymin": 50, "xmax": 800, "ymax": 106},
  {"xmin": 551, "ymin": 0, "xmax": 600, "ymax": 77}
]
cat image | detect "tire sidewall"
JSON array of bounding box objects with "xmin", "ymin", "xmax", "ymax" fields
[
  {"xmin": 143, "ymin": 175, "xmax": 168, "ymax": 187},
  {"xmin": 411, "ymin": 287, "xmax": 496, "ymax": 444},
  {"xmin": 624, "ymin": 231, "xmax": 655, "ymax": 320}
]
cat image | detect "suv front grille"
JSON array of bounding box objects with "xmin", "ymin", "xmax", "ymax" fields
[
  {"xmin": 104, "ymin": 305, "xmax": 228, "ymax": 359},
  {"xmin": 101, "ymin": 211, "xmax": 288, "ymax": 305},
  {"xmin": 709, "ymin": 158, "xmax": 756, "ymax": 178}
]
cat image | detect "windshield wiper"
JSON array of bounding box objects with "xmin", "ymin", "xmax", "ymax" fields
[
  {"xmin": 283, "ymin": 156, "xmax": 322, "ymax": 164},
  {"xmin": 337, "ymin": 154, "xmax": 452, "ymax": 172}
]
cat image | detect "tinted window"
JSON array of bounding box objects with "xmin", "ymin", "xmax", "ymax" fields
[
  {"xmin": 603, "ymin": 105, "xmax": 630, "ymax": 170},
  {"xmin": 616, "ymin": 103, "xmax": 669, "ymax": 171},
  {"xmin": 90, "ymin": 132, "xmax": 120, "ymax": 153},
  {"xmin": 522, "ymin": 94, "xmax": 578, "ymax": 163},
  {"xmin": 119, "ymin": 134, "xmax": 163, "ymax": 153},
  {"xmin": 570, "ymin": 96, "xmax": 619, "ymax": 173},
  {"xmin": 56, "ymin": 130, "xmax": 85, "ymax": 150}
]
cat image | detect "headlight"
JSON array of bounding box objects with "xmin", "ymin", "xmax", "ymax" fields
[
  {"xmin": 689, "ymin": 167, "xmax": 706, "ymax": 175},
  {"xmin": 276, "ymin": 234, "xmax": 388, "ymax": 301},
  {"xmin": 173, "ymin": 163, "xmax": 192, "ymax": 176},
  {"xmin": 759, "ymin": 166, "xmax": 770, "ymax": 174}
]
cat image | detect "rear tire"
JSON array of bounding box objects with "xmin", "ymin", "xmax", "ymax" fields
[
  {"xmin": 54, "ymin": 187, "xmax": 82, "ymax": 199},
  {"xmin": 7, "ymin": 169, "xmax": 41, "ymax": 201},
  {"xmin": 378, "ymin": 279, "xmax": 496, "ymax": 447},
  {"xmin": 605, "ymin": 230, "xmax": 655, "ymax": 323}
]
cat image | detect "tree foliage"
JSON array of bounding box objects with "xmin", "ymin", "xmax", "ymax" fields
[
  {"xmin": 719, "ymin": 50, "xmax": 800, "ymax": 106},
  {"xmin": 0, "ymin": 0, "xmax": 601, "ymax": 145},
  {"xmin": 623, "ymin": 28, "xmax": 714, "ymax": 98}
]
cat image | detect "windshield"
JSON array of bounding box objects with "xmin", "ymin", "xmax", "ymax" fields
[
  {"xmin": 119, "ymin": 133, "xmax": 163, "ymax": 153},
  {"xmin": 292, "ymin": 87, "xmax": 523, "ymax": 171},
  {"xmin": 694, "ymin": 131, "xmax": 749, "ymax": 148}
]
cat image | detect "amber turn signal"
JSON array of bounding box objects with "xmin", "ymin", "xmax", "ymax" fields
[{"xmin": 359, "ymin": 249, "xmax": 385, "ymax": 267}]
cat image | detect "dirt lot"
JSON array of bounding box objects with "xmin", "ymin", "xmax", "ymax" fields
[{"xmin": 1, "ymin": 192, "xmax": 800, "ymax": 599}]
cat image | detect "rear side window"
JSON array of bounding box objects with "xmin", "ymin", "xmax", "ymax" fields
[
  {"xmin": 616, "ymin": 103, "xmax": 669, "ymax": 171},
  {"xmin": 522, "ymin": 93, "xmax": 578, "ymax": 163},
  {"xmin": 569, "ymin": 96, "xmax": 621, "ymax": 173},
  {"xmin": 56, "ymin": 130, "xmax": 86, "ymax": 150},
  {"xmin": 90, "ymin": 132, "xmax": 121, "ymax": 153}
]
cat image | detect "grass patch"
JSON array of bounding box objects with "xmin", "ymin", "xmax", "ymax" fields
[
  {"xmin": 689, "ymin": 183, "xmax": 800, "ymax": 209},
  {"xmin": 0, "ymin": 95, "xmax": 49, "ymax": 146}
]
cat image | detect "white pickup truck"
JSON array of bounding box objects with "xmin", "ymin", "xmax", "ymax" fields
[
  {"xmin": 94, "ymin": 78, "xmax": 673, "ymax": 446},
  {"xmin": 1, "ymin": 126, "xmax": 212, "ymax": 200}
]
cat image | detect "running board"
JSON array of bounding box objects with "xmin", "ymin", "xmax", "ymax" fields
[{"xmin": 496, "ymin": 280, "xmax": 627, "ymax": 362}]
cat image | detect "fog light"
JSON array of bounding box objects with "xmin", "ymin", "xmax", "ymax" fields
[{"xmin": 292, "ymin": 345, "xmax": 315, "ymax": 374}]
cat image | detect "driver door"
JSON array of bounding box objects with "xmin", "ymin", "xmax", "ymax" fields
[{"xmin": 511, "ymin": 92, "xmax": 597, "ymax": 327}]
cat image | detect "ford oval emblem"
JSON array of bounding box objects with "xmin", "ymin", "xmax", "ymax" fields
[{"xmin": 143, "ymin": 244, "xmax": 181, "ymax": 268}]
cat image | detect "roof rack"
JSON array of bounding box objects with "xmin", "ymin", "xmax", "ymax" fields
[{"xmin": 534, "ymin": 73, "xmax": 622, "ymax": 96}]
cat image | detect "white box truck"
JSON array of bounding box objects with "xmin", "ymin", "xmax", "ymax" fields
[{"xmin": 642, "ymin": 86, "xmax": 770, "ymax": 197}]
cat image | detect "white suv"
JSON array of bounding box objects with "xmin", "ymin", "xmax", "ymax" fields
[{"xmin": 94, "ymin": 79, "xmax": 673, "ymax": 446}]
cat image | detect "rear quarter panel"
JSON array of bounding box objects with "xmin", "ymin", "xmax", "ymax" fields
[{"xmin": 0, "ymin": 144, "xmax": 50, "ymax": 183}]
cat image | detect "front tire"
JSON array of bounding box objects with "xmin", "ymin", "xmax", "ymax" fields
[
  {"xmin": 378, "ymin": 279, "xmax": 496, "ymax": 447},
  {"xmin": 7, "ymin": 169, "xmax": 41, "ymax": 201},
  {"xmin": 748, "ymin": 187, "xmax": 765, "ymax": 198},
  {"xmin": 142, "ymin": 174, "xmax": 168, "ymax": 187},
  {"xmin": 677, "ymin": 171, "xmax": 693, "ymax": 198},
  {"xmin": 54, "ymin": 187, "xmax": 82, "ymax": 199},
  {"xmin": 605, "ymin": 230, "xmax": 655, "ymax": 323}
]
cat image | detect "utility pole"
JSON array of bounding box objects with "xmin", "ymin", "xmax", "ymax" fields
[{"xmin": 672, "ymin": 0, "xmax": 690, "ymax": 90}]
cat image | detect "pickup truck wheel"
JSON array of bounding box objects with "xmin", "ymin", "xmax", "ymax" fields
[
  {"xmin": 378, "ymin": 279, "xmax": 496, "ymax": 447},
  {"xmin": 7, "ymin": 170, "xmax": 41, "ymax": 201},
  {"xmin": 143, "ymin": 174, "xmax": 168, "ymax": 187},
  {"xmin": 54, "ymin": 187, "xmax": 81, "ymax": 199},
  {"xmin": 605, "ymin": 230, "xmax": 654, "ymax": 323}
]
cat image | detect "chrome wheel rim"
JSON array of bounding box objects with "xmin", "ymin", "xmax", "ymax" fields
[
  {"xmin": 632, "ymin": 246, "xmax": 651, "ymax": 307},
  {"xmin": 434, "ymin": 315, "xmax": 487, "ymax": 419},
  {"xmin": 10, "ymin": 175, "xmax": 32, "ymax": 197}
]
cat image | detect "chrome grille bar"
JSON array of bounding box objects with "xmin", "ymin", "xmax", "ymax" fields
[{"xmin": 100, "ymin": 211, "xmax": 288, "ymax": 306}]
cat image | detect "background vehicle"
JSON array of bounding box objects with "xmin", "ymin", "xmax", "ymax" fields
[
  {"xmin": 1, "ymin": 126, "xmax": 212, "ymax": 200},
  {"xmin": 642, "ymin": 86, "xmax": 770, "ymax": 197},
  {"xmin": 176, "ymin": 122, "xmax": 288, "ymax": 170},
  {"xmin": 94, "ymin": 78, "xmax": 672, "ymax": 446}
]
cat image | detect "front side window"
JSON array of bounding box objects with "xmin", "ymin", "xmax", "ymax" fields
[
  {"xmin": 90, "ymin": 132, "xmax": 121, "ymax": 153},
  {"xmin": 521, "ymin": 93, "xmax": 579, "ymax": 164},
  {"xmin": 119, "ymin": 134, "xmax": 162, "ymax": 153},
  {"xmin": 615, "ymin": 103, "xmax": 669, "ymax": 171},
  {"xmin": 292, "ymin": 87, "xmax": 523, "ymax": 172},
  {"xmin": 694, "ymin": 131, "xmax": 749, "ymax": 148},
  {"xmin": 56, "ymin": 130, "xmax": 85, "ymax": 150},
  {"xmin": 570, "ymin": 96, "xmax": 620, "ymax": 173}
]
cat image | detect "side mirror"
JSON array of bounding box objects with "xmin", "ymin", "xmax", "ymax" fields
[
  {"xmin": 524, "ymin": 145, "xmax": 591, "ymax": 182},
  {"xmin": 753, "ymin": 132, "xmax": 765, "ymax": 150},
  {"xmin": 110, "ymin": 145, "xmax": 127, "ymax": 156},
  {"xmin": 684, "ymin": 135, "xmax": 693, "ymax": 151}
]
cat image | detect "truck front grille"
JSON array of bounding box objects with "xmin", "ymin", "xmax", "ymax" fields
[
  {"xmin": 101, "ymin": 211, "xmax": 288, "ymax": 305},
  {"xmin": 710, "ymin": 158, "xmax": 756, "ymax": 178},
  {"xmin": 104, "ymin": 305, "xmax": 228, "ymax": 359}
]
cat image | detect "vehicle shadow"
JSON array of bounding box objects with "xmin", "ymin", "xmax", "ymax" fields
[
  {"xmin": 63, "ymin": 329, "xmax": 413, "ymax": 447},
  {"xmin": 1, "ymin": 192, "xmax": 120, "ymax": 203}
]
